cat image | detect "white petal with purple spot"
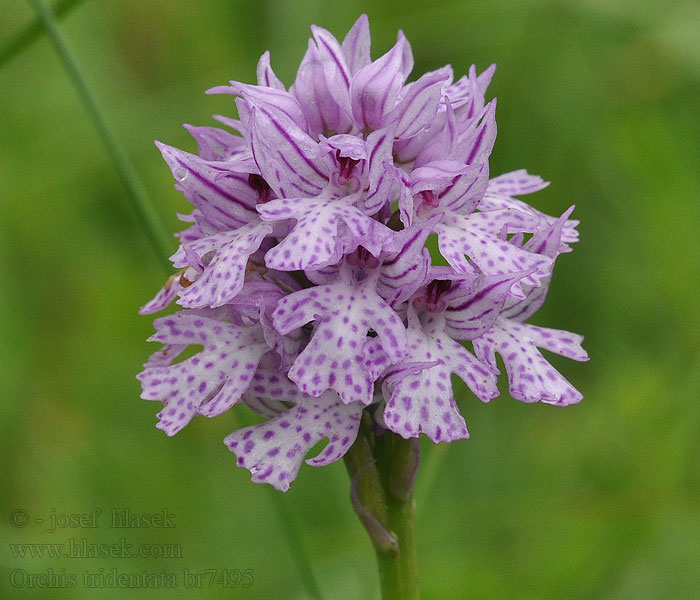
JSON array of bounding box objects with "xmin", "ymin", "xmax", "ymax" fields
[
  {"xmin": 258, "ymin": 197, "xmax": 394, "ymax": 271},
  {"xmin": 383, "ymin": 308, "xmax": 498, "ymax": 443},
  {"xmin": 225, "ymin": 391, "xmax": 363, "ymax": 491},
  {"xmin": 273, "ymin": 266, "xmax": 408, "ymax": 404},
  {"xmin": 138, "ymin": 313, "xmax": 270, "ymax": 435},
  {"xmin": 473, "ymin": 318, "xmax": 588, "ymax": 405},
  {"xmin": 172, "ymin": 221, "xmax": 273, "ymax": 308}
]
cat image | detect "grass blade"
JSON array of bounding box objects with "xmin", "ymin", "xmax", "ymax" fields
[
  {"xmin": 416, "ymin": 443, "xmax": 448, "ymax": 521},
  {"xmin": 267, "ymin": 490, "xmax": 324, "ymax": 600},
  {"xmin": 27, "ymin": 0, "xmax": 173, "ymax": 272}
]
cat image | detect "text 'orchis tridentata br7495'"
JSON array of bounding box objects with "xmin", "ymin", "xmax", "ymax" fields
[{"xmin": 138, "ymin": 15, "xmax": 588, "ymax": 491}]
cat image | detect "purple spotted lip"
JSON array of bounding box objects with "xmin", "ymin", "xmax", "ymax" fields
[{"xmin": 138, "ymin": 15, "xmax": 588, "ymax": 491}]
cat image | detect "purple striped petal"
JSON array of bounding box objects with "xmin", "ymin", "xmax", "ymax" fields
[
  {"xmin": 362, "ymin": 126, "xmax": 396, "ymax": 214},
  {"xmin": 476, "ymin": 63, "xmax": 497, "ymax": 95},
  {"xmin": 183, "ymin": 124, "xmax": 248, "ymax": 161},
  {"xmin": 410, "ymin": 160, "xmax": 473, "ymax": 193},
  {"xmin": 256, "ymin": 51, "xmax": 286, "ymax": 90},
  {"xmin": 407, "ymin": 160, "xmax": 481, "ymax": 222},
  {"xmin": 382, "ymin": 163, "xmax": 414, "ymax": 227},
  {"xmin": 310, "ymin": 25, "xmax": 353, "ymax": 124},
  {"xmin": 442, "ymin": 64, "xmax": 495, "ymax": 118},
  {"xmin": 156, "ymin": 142, "xmax": 259, "ymax": 230},
  {"xmin": 444, "ymin": 270, "xmax": 534, "ymax": 340},
  {"xmin": 453, "ymin": 99, "xmax": 497, "ymax": 165},
  {"xmin": 397, "ymin": 30, "xmax": 414, "ymax": 78},
  {"xmin": 321, "ymin": 133, "xmax": 367, "ymax": 161},
  {"xmin": 377, "ymin": 216, "xmax": 440, "ymax": 306},
  {"xmin": 341, "ymin": 14, "xmax": 371, "ymax": 74},
  {"xmin": 393, "ymin": 109, "xmax": 448, "ymax": 164},
  {"xmin": 413, "ymin": 96, "xmax": 458, "ymax": 167},
  {"xmin": 387, "ymin": 68, "xmax": 451, "ymax": 139},
  {"xmin": 393, "ymin": 63, "xmax": 492, "ymax": 165},
  {"xmin": 431, "ymin": 162, "xmax": 489, "ymax": 215},
  {"xmin": 249, "ymin": 106, "xmax": 330, "ymax": 198},
  {"xmin": 217, "ymin": 82, "xmax": 309, "ymax": 133},
  {"xmin": 524, "ymin": 205, "xmax": 576, "ymax": 256},
  {"xmin": 350, "ymin": 34, "xmax": 408, "ymax": 130},
  {"xmin": 291, "ymin": 39, "xmax": 353, "ymax": 136}
]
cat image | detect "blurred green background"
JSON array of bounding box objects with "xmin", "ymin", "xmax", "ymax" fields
[{"xmin": 1, "ymin": 0, "xmax": 699, "ymax": 598}]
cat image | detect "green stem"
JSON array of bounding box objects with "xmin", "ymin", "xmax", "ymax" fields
[
  {"xmin": 344, "ymin": 416, "xmax": 420, "ymax": 599},
  {"xmin": 27, "ymin": 0, "xmax": 173, "ymax": 273},
  {"xmin": 377, "ymin": 490, "xmax": 418, "ymax": 599}
]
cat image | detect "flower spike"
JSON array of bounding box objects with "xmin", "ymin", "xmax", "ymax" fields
[{"xmin": 139, "ymin": 15, "xmax": 587, "ymax": 491}]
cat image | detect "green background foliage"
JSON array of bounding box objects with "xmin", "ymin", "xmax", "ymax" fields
[{"xmin": 1, "ymin": 0, "xmax": 698, "ymax": 597}]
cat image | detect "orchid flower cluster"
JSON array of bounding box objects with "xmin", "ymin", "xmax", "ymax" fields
[{"xmin": 138, "ymin": 15, "xmax": 588, "ymax": 492}]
